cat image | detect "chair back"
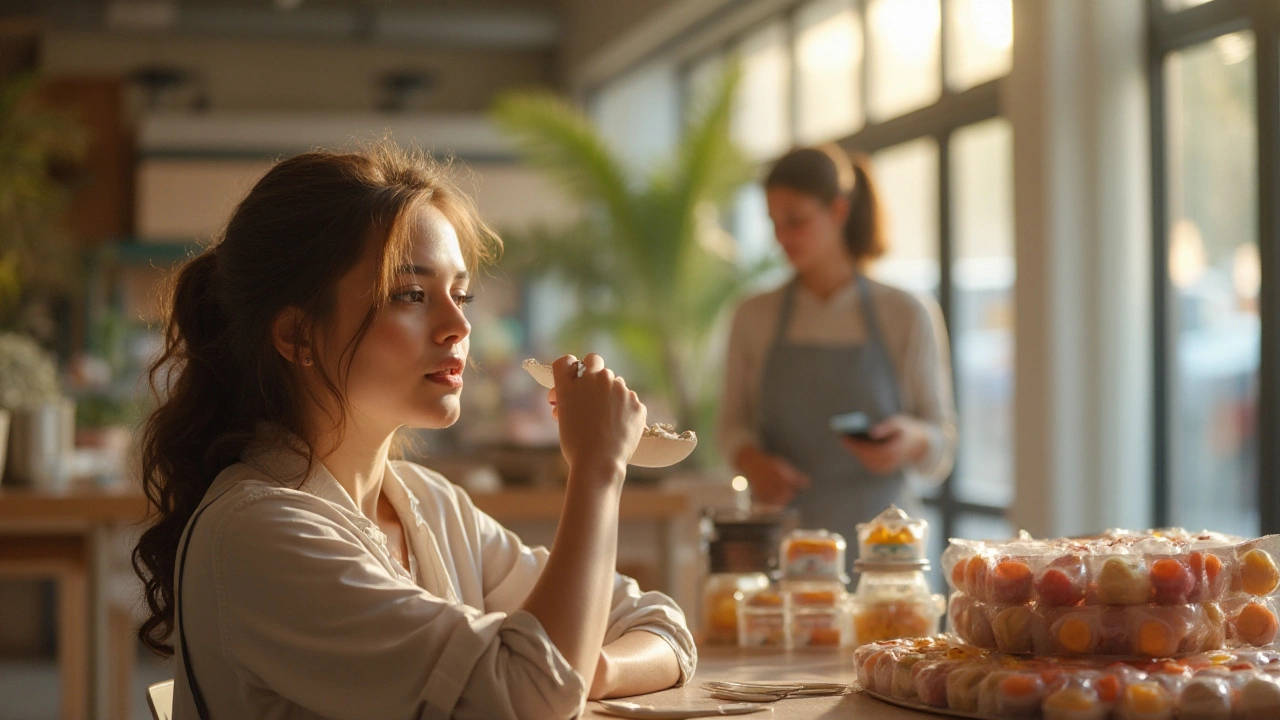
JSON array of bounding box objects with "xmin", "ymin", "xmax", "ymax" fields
[{"xmin": 146, "ymin": 679, "xmax": 174, "ymax": 720}]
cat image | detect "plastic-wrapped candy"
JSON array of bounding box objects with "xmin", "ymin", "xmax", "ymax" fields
[
  {"xmin": 1115, "ymin": 680, "xmax": 1174, "ymax": 720},
  {"xmin": 992, "ymin": 604, "xmax": 1035, "ymax": 654},
  {"xmin": 992, "ymin": 670, "xmax": 1047, "ymax": 718},
  {"xmin": 1230, "ymin": 597, "xmax": 1280, "ymax": 647},
  {"xmin": 1042, "ymin": 677, "xmax": 1109, "ymax": 720},
  {"xmin": 1237, "ymin": 547, "xmax": 1280, "ymax": 597},
  {"xmin": 1177, "ymin": 675, "xmax": 1234, "ymax": 720},
  {"xmin": 1123, "ymin": 604, "xmax": 1199, "ymax": 657},
  {"xmin": 945, "ymin": 663, "xmax": 987, "ymax": 713},
  {"xmin": 889, "ymin": 652, "xmax": 927, "ymax": 700},
  {"xmin": 1038, "ymin": 554, "xmax": 1089, "ymax": 608},
  {"xmin": 912, "ymin": 657, "xmax": 963, "ymax": 708},
  {"xmin": 1097, "ymin": 557, "xmax": 1153, "ymax": 605},
  {"xmin": 1238, "ymin": 674, "xmax": 1280, "ymax": 720}
]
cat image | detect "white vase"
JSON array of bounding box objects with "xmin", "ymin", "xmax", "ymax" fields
[{"xmin": 5, "ymin": 397, "xmax": 75, "ymax": 492}]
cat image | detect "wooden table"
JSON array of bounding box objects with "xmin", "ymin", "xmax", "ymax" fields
[
  {"xmin": 583, "ymin": 646, "xmax": 932, "ymax": 719},
  {"xmin": 0, "ymin": 484, "xmax": 691, "ymax": 720}
]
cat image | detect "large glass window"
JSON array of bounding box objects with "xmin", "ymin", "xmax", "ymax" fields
[
  {"xmin": 950, "ymin": 118, "xmax": 1015, "ymax": 508},
  {"xmin": 867, "ymin": 0, "xmax": 941, "ymax": 120},
  {"xmin": 795, "ymin": 0, "xmax": 864, "ymax": 144},
  {"xmin": 1164, "ymin": 33, "xmax": 1259, "ymax": 533},
  {"xmin": 1150, "ymin": 0, "xmax": 1280, "ymax": 535},
  {"xmin": 944, "ymin": 0, "xmax": 1013, "ymax": 91},
  {"xmin": 732, "ymin": 21, "xmax": 791, "ymax": 161},
  {"xmin": 869, "ymin": 138, "xmax": 940, "ymax": 295},
  {"xmin": 591, "ymin": 63, "xmax": 681, "ymax": 174}
]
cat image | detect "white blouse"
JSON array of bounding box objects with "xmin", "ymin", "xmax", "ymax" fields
[
  {"xmin": 171, "ymin": 435, "xmax": 696, "ymax": 720},
  {"xmin": 717, "ymin": 275, "xmax": 958, "ymax": 482}
]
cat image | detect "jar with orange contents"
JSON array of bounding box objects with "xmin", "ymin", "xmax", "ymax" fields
[{"xmin": 849, "ymin": 505, "xmax": 946, "ymax": 645}]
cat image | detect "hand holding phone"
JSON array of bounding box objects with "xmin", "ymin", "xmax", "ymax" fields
[{"xmin": 829, "ymin": 411, "xmax": 883, "ymax": 443}]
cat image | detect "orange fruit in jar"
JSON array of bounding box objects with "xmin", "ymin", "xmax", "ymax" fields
[{"xmin": 709, "ymin": 594, "xmax": 738, "ymax": 632}]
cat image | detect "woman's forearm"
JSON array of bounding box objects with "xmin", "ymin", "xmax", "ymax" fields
[
  {"xmin": 589, "ymin": 631, "xmax": 682, "ymax": 700},
  {"xmin": 520, "ymin": 464, "xmax": 625, "ymax": 692}
]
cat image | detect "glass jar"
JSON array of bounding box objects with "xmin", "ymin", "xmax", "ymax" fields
[
  {"xmin": 737, "ymin": 585, "xmax": 787, "ymax": 648},
  {"xmin": 702, "ymin": 571, "xmax": 770, "ymax": 645},
  {"xmin": 784, "ymin": 580, "xmax": 850, "ymax": 649},
  {"xmin": 780, "ymin": 529, "xmax": 849, "ymax": 583},
  {"xmin": 848, "ymin": 570, "xmax": 946, "ymax": 644}
]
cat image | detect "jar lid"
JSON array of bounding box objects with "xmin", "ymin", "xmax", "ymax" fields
[{"xmin": 856, "ymin": 504, "xmax": 930, "ymax": 568}]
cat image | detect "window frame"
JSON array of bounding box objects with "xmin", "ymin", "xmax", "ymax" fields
[{"xmin": 1147, "ymin": 0, "xmax": 1280, "ymax": 534}]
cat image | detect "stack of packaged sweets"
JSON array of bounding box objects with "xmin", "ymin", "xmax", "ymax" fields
[
  {"xmin": 941, "ymin": 528, "xmax": 1280, "ymax": 658},
  {"xmin": 847, "ymin": 504, "xmax": 947, "ymax": 646},
  {"xmin": 852, "ymin": 528, "xmax": 1280, "ymax": 719},
  {"xmin": 737, "ymin": 528, "xmax": 850, "ymax": 648}
]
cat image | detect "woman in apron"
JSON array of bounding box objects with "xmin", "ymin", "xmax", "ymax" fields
[{"xmin": 718, "ymin": 145, "xmax": 957, "ymax": 546}]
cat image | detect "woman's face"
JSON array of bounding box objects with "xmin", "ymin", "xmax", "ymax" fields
[
  {"xmin": 319, "ymin": 202, "xmax": 472, "ymax": 436},
  {"xmin": 765, "ymin": 185, "xmax": 849, "ymax": 274}
]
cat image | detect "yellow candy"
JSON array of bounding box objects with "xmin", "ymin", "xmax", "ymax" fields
[
  {"xmin": 1240, "ymin": 549, "xmax": 1280, "ymax": 596},
  {"xmin": 1123, "ymin": 683, "xmax": 1170, "ymax": 713},
  {"xmin": 1058, "ymin": 618, "xmax": 1093, "ymax": 653}
]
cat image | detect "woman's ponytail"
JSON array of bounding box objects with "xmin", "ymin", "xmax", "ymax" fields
[
  {"xmin": 842, "ymin": 153, "xmax": 887, "ymax": 262},
  {"xmin": 132, "ymin": 247, "xmax": 246, "ymax": 657}
]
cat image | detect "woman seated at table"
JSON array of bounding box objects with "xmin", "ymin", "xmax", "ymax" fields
[{"xmin": 131, "ymin": 141, "xmax": 695, "ymax": 719}]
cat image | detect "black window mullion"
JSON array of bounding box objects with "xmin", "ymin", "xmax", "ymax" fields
[
  {"xmin": 1148, "ymin": 0, "xmax": 1174, "ymax": 528},
  {"xmin": 1251, "ymin": 0, "xmax": 1280, "ymax": 534}
]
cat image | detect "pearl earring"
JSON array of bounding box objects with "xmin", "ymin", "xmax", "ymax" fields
[{"xmin": 302, "ymin": 354, "xmax": 313, "ymax": 367}]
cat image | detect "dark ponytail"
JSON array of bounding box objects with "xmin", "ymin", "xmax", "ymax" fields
[
  {"xmin": 132, "ymin": 141, "xmax": 500, "ymax": 657},
  {"xmin": 764, "ymin": 145, "xmax": 887, "ymax": 262},
  {"xmin": 844, "ymin": 154, "xmax": 886, "ymax": 262}
]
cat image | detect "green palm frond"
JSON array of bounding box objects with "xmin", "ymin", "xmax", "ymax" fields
[
  {"xmin": 491, "ymin": 92, "xmax": 637, "ymax": 242},
  {"xmin": 490, "ymin": 67, "xmax": 762, "ymax": 440}
]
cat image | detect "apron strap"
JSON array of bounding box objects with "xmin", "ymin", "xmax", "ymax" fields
[
  {"xmin": 854, "ymin": 273, "xmax": 903, "ymax": 413},
  {"xmin": 768, "ymin": 277, "xmax": 800, "ymax": 355}
]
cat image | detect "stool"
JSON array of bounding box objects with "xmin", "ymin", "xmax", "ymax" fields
[{"xmin": 0, "ymin": 535, "xmax": 89, "ymax": 720}]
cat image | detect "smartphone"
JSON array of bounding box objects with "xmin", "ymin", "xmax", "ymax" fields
[{"xmin": 829, "ymin": 411, "xmax": 880, "ymax": 442}]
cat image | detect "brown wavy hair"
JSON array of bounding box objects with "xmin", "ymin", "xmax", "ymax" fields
[
  {"xmin": 764, "ymin": 145, "xmax": 886, "ymax": 262},
  {"xmin": 131, "ymin": 140, "xmax": 500, "ymax": 657}
]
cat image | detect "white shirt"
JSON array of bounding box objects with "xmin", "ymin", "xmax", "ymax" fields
[
  {"xmin": 171, "ymin": 433, "xmax": 696, "ymax": 720},
  {"xmin": 717, "ymin": 276, "xmax": 957, "ymax": 481}
]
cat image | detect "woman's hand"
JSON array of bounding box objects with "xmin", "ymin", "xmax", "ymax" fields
[
  {"xmin": 840, "ymin": 414, "xmax": 931, "ymax": 474},
  {"xmin": 548, "ymin": 354, "xmax": 645, "ymax": 485},
  {"xmin": 735, "ymin": 445, "xmax": 811, "ymax": 506}
]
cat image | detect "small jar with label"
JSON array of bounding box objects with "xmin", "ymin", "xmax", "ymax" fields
[
  {"xmin": 703, "ymin": 571, "xmax": 770, "ymax": 645},
  {"xmin": 737, "ymin": 586, "xmax": 787, "ymax": 648},
  {"xmin": 786, "ymin": 583, "xmax": 849, "ymax": 648},
  {"xmin": 848, "ymin": 505, "xmax": 946, "ymax": 645},
  {"xmin": 780, "ymin": 529, "xmax": 849, "ymax": 584}
]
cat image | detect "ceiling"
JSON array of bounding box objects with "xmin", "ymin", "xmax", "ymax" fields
[{"xmin": 8, "ymin": 0, "xmax": 565, "ymax": 49}]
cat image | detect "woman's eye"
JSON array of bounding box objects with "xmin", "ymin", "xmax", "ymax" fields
[
  {"xmin": 454, "ymin": 293, "xmax": 475, "ymax": 307},
  {"xmin": 393, "ymin": 289, "xmax": 426, "ymax": 303}
]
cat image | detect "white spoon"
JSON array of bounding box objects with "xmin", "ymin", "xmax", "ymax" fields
[{"xmin": 522, "ymin": 359, "xmax": 698, "ymax": 468}]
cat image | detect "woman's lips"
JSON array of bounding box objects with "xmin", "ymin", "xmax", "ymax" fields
[{"xmin": 425, "ymin": 369, "xmax": 463, "ymax": 388}]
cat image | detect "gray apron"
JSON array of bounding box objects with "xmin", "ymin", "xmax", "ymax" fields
[{"xmin": 759, "ymin": 275, "xmax": 909, "ymax": 546}]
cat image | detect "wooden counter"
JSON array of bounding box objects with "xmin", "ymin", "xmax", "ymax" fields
[{"xmin": 583, "ymin": 645, "xmax": 932, "ymax": 719}]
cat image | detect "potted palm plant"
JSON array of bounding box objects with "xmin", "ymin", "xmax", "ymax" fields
[
  {"xmin": 491, "ymin": 69, "xmax": 772, "ymax": 461},
  {"xmin": 0, "ymin": 73, "xmax": 85, "ymax": 488}
]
